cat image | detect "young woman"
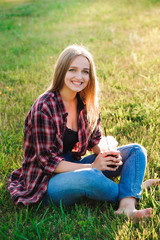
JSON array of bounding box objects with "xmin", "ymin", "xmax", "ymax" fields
[{"xmin": 8, "ymin": 45, "xmax": 159, "ymax": 220}]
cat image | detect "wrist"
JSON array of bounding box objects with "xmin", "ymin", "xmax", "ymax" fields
[{"xmin": 91, "ymin": 162, "xmax": 94, "ymax": 169}]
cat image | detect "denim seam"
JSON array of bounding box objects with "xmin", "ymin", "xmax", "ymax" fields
[
  {"xmin": 118, "ymin": 146, "xmax": 141, "ymax": 200},
  {"xmin": 134, "ymin": 147, "xmax": 141, "ymax": 198},
  {"xmin": 134, "ymin": 147, "xmax": 138, "ymax": 196}
]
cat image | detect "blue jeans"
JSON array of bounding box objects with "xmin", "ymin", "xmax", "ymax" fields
[{"xmin": 43, "ymin": 144, "xmax": 147, "ymax": 206}]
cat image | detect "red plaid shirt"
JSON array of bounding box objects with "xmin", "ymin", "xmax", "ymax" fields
[{"xmin": 8, "ymin": 91, "xmax": 101, "ymax": 205}]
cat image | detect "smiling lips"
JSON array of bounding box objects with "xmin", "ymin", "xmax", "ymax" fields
[{"xmin": 71, "ymin": 80, "xmax": 83, "ymax": 86}]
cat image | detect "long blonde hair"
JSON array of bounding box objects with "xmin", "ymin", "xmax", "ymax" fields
[{"xmin": 47, "ymin": 45, "xmax": 99, "ymax": 132}]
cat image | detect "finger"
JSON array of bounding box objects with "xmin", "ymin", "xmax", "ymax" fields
[
  {"xmin": 106, "ymin": 160, "xmax": 120, "ymax": 167},
  {"xmin": 104, "ymin": 156, "xmax": 119, "ymax": 162},
  {"xmin": 105, "ymin": 159, "xmax": 123, "ymax": 168},
  {"xmin": 113, "ymin": 156, "xmax": 122, "ymax": 163},
  {"xmin": 109, "ymin": 150, "xmax": 120, "ymax": 156},
  {"xmin": 101, "ymin": 150, "xmax": 120, "ymax": 157},
  {"xmin": 106, "ymin": 166, "xmax": 119, "ymax": 171},
  {"xmin": 115, "ymin": 161, "xmax": 123, "ymax": 166}
]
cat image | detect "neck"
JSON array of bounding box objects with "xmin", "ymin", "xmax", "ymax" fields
[{"xmin": 60, "ymin": 88, "xmax": 77, "ymax": 103}]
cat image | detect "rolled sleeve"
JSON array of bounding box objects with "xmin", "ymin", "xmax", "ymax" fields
[{"xmin": 87, "ymin": 117, "xmax": 102, "ymax": 151}]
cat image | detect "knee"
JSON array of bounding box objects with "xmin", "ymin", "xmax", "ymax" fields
[
  {"xmin": 132, "ymin": 143, "xmax": 147, "ymax": 155},
  {"xmin": 131, "ymin": 143, "xmax": 147, "ymax": 163}
]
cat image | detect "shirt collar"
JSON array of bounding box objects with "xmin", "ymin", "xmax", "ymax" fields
[{"xmin": 53, "ymin": 90, "xmax": 68, "ymax": 117}]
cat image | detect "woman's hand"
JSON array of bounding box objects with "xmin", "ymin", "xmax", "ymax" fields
[{"xmin": 92, "ymin": 150, "xmax": 123, "ymax": 171}]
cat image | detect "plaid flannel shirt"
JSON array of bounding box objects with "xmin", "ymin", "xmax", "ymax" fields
[{"xmin": 8, "ymin": 91, "xmax": 101, "ymax": 205}]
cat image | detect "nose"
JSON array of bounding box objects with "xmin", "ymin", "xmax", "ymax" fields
[{"xmin": 76, "ymin": 71, "xmax": 82, "ymax": 80}]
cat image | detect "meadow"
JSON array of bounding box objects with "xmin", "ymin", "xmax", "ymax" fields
[{"xmin": 0, "ymin": 0, "xmax": 160, "ymax": 239}]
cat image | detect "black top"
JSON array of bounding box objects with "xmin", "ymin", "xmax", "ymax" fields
[{"xmin": 63, "ymin": 127, "xmax": 78, "ymax": 153}]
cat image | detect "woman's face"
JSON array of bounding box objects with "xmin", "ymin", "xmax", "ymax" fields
[{"xmin": 63, "ymin": 55, "xmax": 90, "ymax": 93}]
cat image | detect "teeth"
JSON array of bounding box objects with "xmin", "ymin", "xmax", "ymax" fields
[{"xmin": 72, "ymin": 81, "xmax": 82, "ymax": 85}]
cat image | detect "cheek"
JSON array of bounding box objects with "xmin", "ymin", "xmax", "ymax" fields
[
  {"xmin": 65, "ymin": 72, "xmax": 71, "ymax": 79},
  {"xmin": 86, "ymin": 78, "xmax": 90, "ymax": 88},
  {"xmin": 86, "ymin": 77, "xmax": 90, "ymax": 84},
  {"xmin": 83, "ymin": 74, "xmax": 89, "ymax": 81},
  {"xmin": 64, "ymin": 73, "xmax": 72, "ymax": 83}
]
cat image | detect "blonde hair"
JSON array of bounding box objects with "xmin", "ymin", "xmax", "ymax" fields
[{"xmin": 47, "ymin": 45, "xmax": 99, "ymax": 132}]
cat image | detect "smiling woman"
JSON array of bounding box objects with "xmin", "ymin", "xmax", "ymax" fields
[
  {"xmin": 8, "ymin": 44, "xmax": 160, "ymax": 221},
  {"xmin": 59, "ymin": 56, "xmax": 90, "ymax": 132},
  {"xmin": 47, "ymin": 45, "xmax": 99, "ymax": 132},
  {"xmin": 62, "ymin": 56, "xmax": 90, "ymax": 96},
  {"xmin": 64, "ymin": 56, "xmax": 90, "ymax": 92}
]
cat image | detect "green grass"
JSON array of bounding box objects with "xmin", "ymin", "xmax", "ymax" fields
[{"xmin": 0, "ymin": 0, "xmax": 160, "ymax": 239}]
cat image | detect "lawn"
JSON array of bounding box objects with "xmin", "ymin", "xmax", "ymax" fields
[{"xmin": 0, "ymin": 0, "xmax": 160, "ymax": 239}]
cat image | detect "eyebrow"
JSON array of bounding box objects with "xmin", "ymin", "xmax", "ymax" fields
[{"xmin": 69, "ymin": 66, "xmax": 90, "ymax": 70}]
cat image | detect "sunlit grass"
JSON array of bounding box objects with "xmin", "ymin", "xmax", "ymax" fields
[{"xmin": 0, "ymin": 0, "xmax": 160, "ymax": 239}]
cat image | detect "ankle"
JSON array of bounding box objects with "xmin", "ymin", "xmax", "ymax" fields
[{"xmin": 118, "ymin": 197, "xmax": 136, "ymax": 210}]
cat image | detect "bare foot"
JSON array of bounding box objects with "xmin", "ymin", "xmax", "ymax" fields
[
  {"xmin": 142, "ymin": 179, "xmax": 160, "ymax": 190},
  {"xmin": 115, "ymin": 208, "xmax": 153, "ymax": 221}
]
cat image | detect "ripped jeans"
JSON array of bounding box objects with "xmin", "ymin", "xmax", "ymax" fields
[{"xmin": 43, "ymin": 144, "xmax": 147, "ymax": 206}]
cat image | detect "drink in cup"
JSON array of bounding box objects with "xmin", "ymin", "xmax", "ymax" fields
[{"xmin": 99, "ymin": 136, "xmax": 120, "ymax": 168}]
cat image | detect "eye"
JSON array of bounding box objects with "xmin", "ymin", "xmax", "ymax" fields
[
  {"xmin": 83, "ymin": 70, "xmax": 89, "ymax": 74},
  {"xmin": 68, "ymin": 68, "xmax": 75, "ymax": 72}
]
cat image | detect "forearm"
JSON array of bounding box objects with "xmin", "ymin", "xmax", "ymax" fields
[
  {"xmin": 54, "ymin": 144, "xmax": 101, "ymax": 173},
  {"xmin": 54, "ymin": 160, "xmax": 92, "ymax": 173}
]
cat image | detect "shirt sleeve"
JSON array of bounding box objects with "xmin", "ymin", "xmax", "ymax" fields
[
  {"xmin": 32, "ymin": 110, "xmax": 63, "ymax": 175},
  {"xmin": 87, "ymin": 116, "xmax": 102, "ymax": 151}
]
